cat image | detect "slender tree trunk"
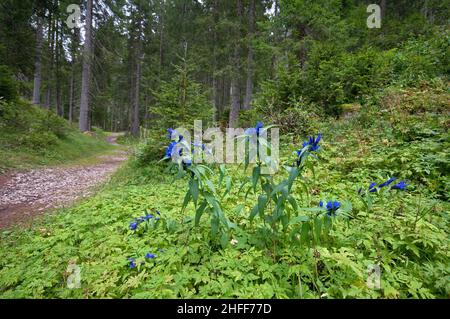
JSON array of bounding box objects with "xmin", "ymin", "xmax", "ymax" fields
[
  {"xmin": 229, "ymin": 0, "xmax": 243, "ymax": 128},
  {"xmin": 158, "ymin": 1, "xmax": 164, "ymax": 77},
  {"xmin": 243, "ymin": 0, "xmax": 255, "ymax": 110},
  {"xmin": 69, "ymin": 65, "xmax": 74, "ymax": 122},
  {"xmin": 32, "ymin": 15, "xmax": 43, "ymax": 106},
  {"xmin": 211, "ymin": 0, "xmax": 219, "ymax": 121},
  {"xmin": 79, "ymin": 0, "xmax": 93, "ymax": 132},
  {"xmin": 131, "ymin": 54, "xmax": 141, "ymax": 136},
  {"xmin": 69, "ymin": 28, "xmax": 78, "ymax": 123},
  {"xmin": 44, "ymin": 11, "xmax": 53, "ymax": 109},
  {"xmin": 131, "ymin": 20, "xmax": 142, "ymax": 137},
  {"xmin": 381, "ymin": 0, "xmax": 387, "ymax": 19},
  {"xmin": 55, "ymin": 19, "xmax": 63, "ymax": 116}
]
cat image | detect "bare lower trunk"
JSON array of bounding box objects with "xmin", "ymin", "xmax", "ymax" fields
[
  {"xmin": 229, "ymin": 75, "xmax": 240, "ymax": 128},
  {"xmin": 228, "ymin": 0, "xmax": 243, "ymax": 128},
  {"xmin": 131, "ymin": 19, "xmax": 142, "ymax": 137},
  {"xmin": 79, "ymin": 0, "xmax": 93, "ymax": 132},
  {"xmin": 243, "ymin": 0, "xmax": 255, "ymax": 110},
  {"xmin": 131, "ymin": 53, "xmax": 141, "ymax": 137},
  {"xmin": 32, "ymin": 15, "xmax": 43, "ymax": 106},
  {"xmin": 55, "ymin": 19, "xmax": 62, "ymax": 116},
  {"xmin": 69, "ymin": 66, "xmax": 74, "ymax": 122},
  {"xmin": 381, "ymin": 0, "xmax": 387, "ymax": 18}
]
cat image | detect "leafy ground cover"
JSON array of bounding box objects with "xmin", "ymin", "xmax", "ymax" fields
[{"xmin": 0, "ymin": 83, "xmax": 448, "ymax": 299}]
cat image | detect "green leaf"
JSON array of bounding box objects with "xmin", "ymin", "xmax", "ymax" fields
[
  {"xmin": 250, "ymin": 194, "xmax": 268, "ymax": 221},
  {"xmin": 220, "ymin": 232, "xmax": 229, "ymax": 248},
  {"xmin": 191, "ymin": 178, "xmax": 199, "ymax": 206},
  {"xmin": 194, "ymin": 200, "xmax": 207, "ymax": 226},
  {"xmin": 252, "ymin": 166, "xmax": 261, "ymax": 192},
  {"xmin": 287, "ymin": 195, "xmax": 299, "ymax": 213},
  {"xmin": 300, "ymin": 222, "xmax": 311, "ymax": 246},
  {"xmin": 270, "ymin": 180, "xmax": 288, "ymax": 197},
  {"xmin": 289, "ymin": 215, "xmax": 310, "ymax": 225},
  {"xmin": 314, "ymin": 217, "xmax": 322, "ymax": 244},
  {"xmin": 181, "ymin": 190, "xmax": 191, "ymax": 213},
  {"xmin": 287, "ymin": 167, "xmax": 299, "ymax": 191},
  {"xmin": 222, "ymin": 176, "xmax": 232, "ymax": 198},
  {"xmin": 218, "ymin": 164, "xmax": 226, "ymax": 185},
  {"xmin": 204, "ymin": 178, "xmax": 216, "ymax": 194},
  {"xmin": 211, "ymin": 216, "xmax": 219, "ymax": 237}
]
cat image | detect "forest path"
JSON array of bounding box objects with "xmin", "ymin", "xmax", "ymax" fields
[{"xmin": 0, "ymin": 134, "xmax": 129, "ymax": 229}]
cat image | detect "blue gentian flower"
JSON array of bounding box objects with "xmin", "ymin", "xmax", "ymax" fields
[
  {"xmin": 142, "ymin": 214, "xmax": 153, "ymax": 221},
  {"xmin": 320, "ymin": 200, "xmax": 341, "ymax": 216},
  {"xmin": 167, "ymin": 128, "xmax": 175, "ymax": 139},
  {"xmin": 145, "ymin": 253, "xmax": 156, "ymax": 259},
  {"xmin": 368, "ymin": 182, "xmax": 377, "ymax": 193},
  {"xmin": 309, "ymin": 134, "xmax": 322, "ymax": 151},
  {"xmin": 244, "ymin": 121, "xmax": 264, "ymax": 140},
  {"xmin": 296, "ymin": 133, "xmax": 322, "ymax": 166},
  {"xmin": 129, "ymin": 221, "xmax": 138, "ymax": 231},
  {"xmin": 379, "ymin": 177, "xmax": 396, "ymax": 188},
  {"xmin": 167, "ymin": 128, "xmax": 183, "ymax": 142},
  {"xmin": 156, "ymin": 210, "xmax": 161, "ymax": 216},
  {"xmin": 391, "ymin": 180, "xmax": 407, "ymax": 190},
  {"xmin": 255, "ymin": 121, "xmax": 263, "ymax": 136},
  {"xmin": 128, "ymin": 258, "xmax": 136, "ymax": 269},
  {"xmin": 165, "ymin": 140, "xmax": 177, "ymax": 158}
]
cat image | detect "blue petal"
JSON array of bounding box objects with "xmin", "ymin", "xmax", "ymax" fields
[{"xmin": 379, "ymin": 177, "xmax": 396, "ymax": 188}]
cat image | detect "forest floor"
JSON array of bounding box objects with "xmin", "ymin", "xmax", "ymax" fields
[{"xmin": 0, "ymin": 134, "xmax": 128, "ymax": 229}]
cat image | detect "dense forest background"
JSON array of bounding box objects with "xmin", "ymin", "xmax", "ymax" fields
[{"xmin": 1, "ymin": 0, "xmax": 448, "ymax": 134}]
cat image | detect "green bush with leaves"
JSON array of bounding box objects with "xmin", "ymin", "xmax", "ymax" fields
[
  {"xmin": 151, "ymin": 58, "xmax": 213, "ymax": 131},
  {"xmin": 0, "ymin": 65, "xmax": 18, "ymax": 101}
]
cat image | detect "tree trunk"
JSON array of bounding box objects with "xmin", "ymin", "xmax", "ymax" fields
[
  {"xmin": 131, "ymin": 19, "xmax": 142, "ymax": 137},
  {"xmin": 380, "ymin": 0, "xmax": 387, "ymax": 19},
  {"xmin": 69, "ymin": 28, "xmax": 79, "ymax": 123},
  {"xmin": 158, "ymin": 2, "xmax": 164, "ymax": 77},
  {"xmin": 55, "ymin": 19, "xmax": 63, "ymax": 116},
  {"xmin": 229, "ymin": 0, "xmax": 243, "ymax": 128},
  {"xmin": 243, "ymin": 0, "xmax": 255, "ymax": 110},
  {"xmin": 69, "ymin": 65, "xmax": 74, "ymax": 123},
  {"xmin": 32, "ymin": 14, "xmax": 43, "ymax": 106},
  {"xmin": 79, "ymin": 0, "xmax": 93, "ymax": 132},
  {"xmin": 211, "ymin": 0, "xmax": 219, "ymax": 121},
  {"xmin": 44, "ymin": 11, "xmax": 54, "ymax": 109}
]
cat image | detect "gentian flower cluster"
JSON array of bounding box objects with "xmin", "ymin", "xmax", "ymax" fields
[
  {"xmin": 319, "ymin": 200, "xmax": 341, "ymax": 216},
  {"xmin": 129, "ymin": 210, "xmax": 161, "ymax": 231},
  {"xmin": 244, "ymin": 121, "xmax": 264, "ymax": 138},
  {"xmin": 167, "ymin": 128, "xmax": 183, "ymax": 142},
  {"xmin": 127, "ymin": 258, "xmax": 137, "ymax": 269},
  {"xmin": 361, "ymin": 177, "xmax": 407, "ymax": 194},
  {"xmin": 391, "ymin": 180, "xmax": 407, "ymax": 190},
  {"xmin": 295, "ymin": 133, "xmax": 322, "ymax": 166},
  {"xmin": 302, "ymin": 134, "xmax": 322, "ymax": 152},
  {"xmin": 165, "ymin": 128, "xmax": 193, "ymax": 165},
  {"xmin": 127, "ymin": 251, "xmax": 158, "ymax": 269}
]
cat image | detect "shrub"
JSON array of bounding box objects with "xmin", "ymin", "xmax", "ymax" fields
[
  {"xmin": 134, "ymin": 139, "xmax": 165, "ymax": 165},
  {"xmin": 20, "ymin": 130, "xmax": 58, "ymax": 150},
  {"xmin": 0, "ymin": 65, "xmax": 18, "ymax": 101}
]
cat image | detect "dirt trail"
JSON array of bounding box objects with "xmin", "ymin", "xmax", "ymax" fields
[{"xmin": 0, "ymin": 134, "xmax": 128, "ymax": 229}]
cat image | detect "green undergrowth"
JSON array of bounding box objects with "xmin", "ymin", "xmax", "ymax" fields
[
  {"xmin": 0, "ymin": 84, "xmax": 448, "ymax": 299},
  {"xmin": 0, "ymin": 99, "xmax": 116, "ymax": 173}
]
